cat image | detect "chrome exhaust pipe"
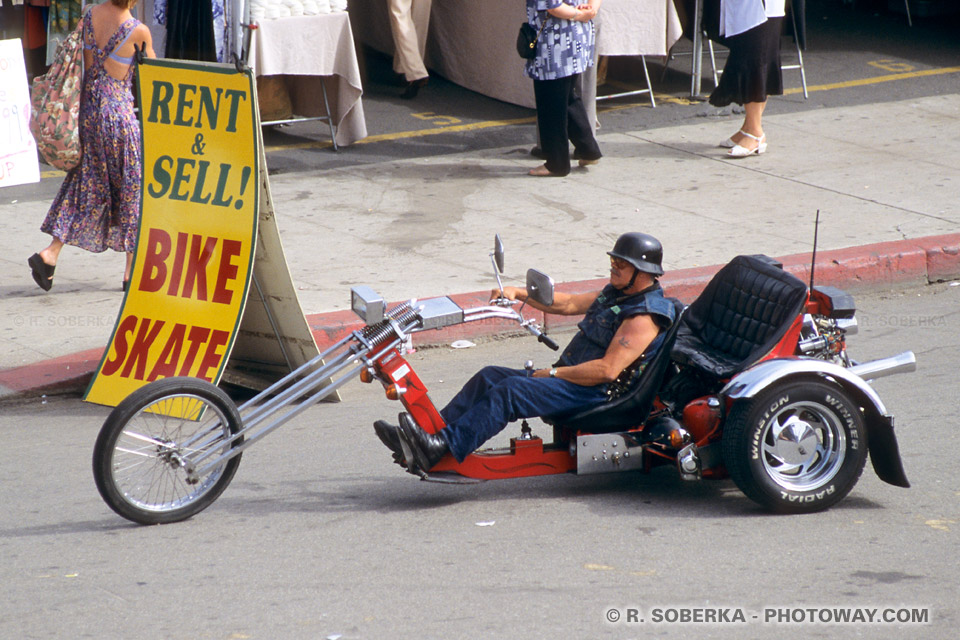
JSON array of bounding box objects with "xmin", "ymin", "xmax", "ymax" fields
[{"xmin": 849, "ymin": 351, "xmax": 916, "ymax": 381}]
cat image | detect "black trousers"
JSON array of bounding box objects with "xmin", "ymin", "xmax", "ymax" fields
[
  {"xmin": 533, "ymin": 74, "xmax": 602, "ymax": 176},
  {"xmin": 165, "ymin": 0, "xmax": 217, "ymax": 62}
]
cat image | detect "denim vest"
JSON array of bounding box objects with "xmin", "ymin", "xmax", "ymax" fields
[{"xmin": 555, "ymin": 283, "xmax": 676, "ymax": 367}]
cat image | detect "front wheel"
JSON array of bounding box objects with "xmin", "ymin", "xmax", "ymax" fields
[
  {"xmin": 92, "ymin": 377, "xmax": 244, "ymax": 525},
  {"xmin": 722, "ymin": 380, "xmax": 868, "ymax": 514}
]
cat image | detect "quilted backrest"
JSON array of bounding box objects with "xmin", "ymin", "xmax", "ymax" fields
[{"xmin": 672, "ymin": 255, "xmax": 808, "ymax": 378}]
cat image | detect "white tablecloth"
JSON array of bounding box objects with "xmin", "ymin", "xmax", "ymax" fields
[
  {"xmin": 249, "ymin": 12, "xmax": 368, "ymax": 146},
  {"xmin": 598, "ymin": 0, "xmax": 683, "ymax": 57},
  {"xmin": 349, "ymin": 0, "xmax": 681, "ymax": 109}
]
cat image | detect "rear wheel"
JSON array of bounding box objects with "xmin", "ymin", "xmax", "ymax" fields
[
  {"xmin": 722, "ymin": 380, "xmax": 868, "ymax": 514},
  {"xmin": 92, "ymin": 377, "xmax": 243, "ymax": 525}
]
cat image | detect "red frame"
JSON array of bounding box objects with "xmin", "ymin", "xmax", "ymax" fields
[{"xmin": 371, "ymin": 292, "xmax": 815, "ymax": 481}]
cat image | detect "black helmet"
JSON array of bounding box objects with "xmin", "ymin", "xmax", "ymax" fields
[{"xmin": 608, "ymin": 232, "xmax": 664, "ymax": 276}]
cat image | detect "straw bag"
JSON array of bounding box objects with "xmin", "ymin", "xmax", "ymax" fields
[{"xmin": 30, "ymin": 20, "xmax": 84, "ymax": 171}]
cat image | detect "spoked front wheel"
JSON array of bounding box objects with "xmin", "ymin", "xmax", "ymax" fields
[{"xmin": 92, "ymin": 377, "xmax": 244, "ymax": 525}]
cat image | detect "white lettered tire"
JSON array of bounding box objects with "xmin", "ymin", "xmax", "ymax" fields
[{"xmin": 722, "ymin": 380, "xmax": 868, "ymax": 514}]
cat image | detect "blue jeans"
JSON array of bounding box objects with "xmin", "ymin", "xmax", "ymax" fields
[{"xmin": 438, "ymin": 365, "xmax": 608, "ymax": 461}]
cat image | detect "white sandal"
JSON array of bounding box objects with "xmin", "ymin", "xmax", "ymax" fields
[
  {"xmin": 719, "ymin": 129, "xmax": 747, "ymax": 149},
  {"xmin": 728, "ymin": 131, "xmax": 767, "ymax": 158}
]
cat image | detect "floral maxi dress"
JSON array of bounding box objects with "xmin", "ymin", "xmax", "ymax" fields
[{"xmin": 41, "ymin": 14, "xmax": 143, "ymax": 254}]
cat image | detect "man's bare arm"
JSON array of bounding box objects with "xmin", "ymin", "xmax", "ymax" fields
[
  {"xmin": 493, "ymin": 286, "xmax": 599, "ymax": 316},
  {"xmin": 532, "ymin": 314, "xmax": 661, "ymax": 385}
]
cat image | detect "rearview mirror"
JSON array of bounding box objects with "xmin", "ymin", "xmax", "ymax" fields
[
  {"xmin": 493, "ymin": 234, "xmax": 504, "ymax": 273},
  {"xmin": 525, "ymin": 269, "xmax": 554, "ymax": 307},
  {"xmin": 350, "ymin": 286, "xmax": 385, "ymax": 324}
]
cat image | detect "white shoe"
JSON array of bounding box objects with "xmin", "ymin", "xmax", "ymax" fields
[
  {"xmin": 719, "ymin": 129, "xmax": 747, "ymax": 149},
  {"xmin": 728, "ymin": 131, "xmax": 767, "ymax": 158}
]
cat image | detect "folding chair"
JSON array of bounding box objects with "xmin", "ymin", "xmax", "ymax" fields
[{"xmin": 596, "ymin": 55, "xmax": 657, "ymax": 108}]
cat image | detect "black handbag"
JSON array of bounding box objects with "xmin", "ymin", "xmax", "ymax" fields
[{"xmin": 516, "ymin": 17, "xmax": 548, "ymax": 59}]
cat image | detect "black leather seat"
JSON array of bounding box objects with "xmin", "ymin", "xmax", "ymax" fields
[
  {"xmin": 546, "ymin": 298, "xmax": 686, "ymax": 433},
  {"xmin": 671, "ymin": 254, "xmax": 808, "ymax": 380}
]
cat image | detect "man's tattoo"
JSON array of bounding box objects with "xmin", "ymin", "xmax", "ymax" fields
[{"xmin": 618, "ymin": 336, "xmax": 630, "ymax": 348}]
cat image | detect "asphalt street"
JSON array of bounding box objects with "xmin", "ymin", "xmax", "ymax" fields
[{"xmin": 0, "ymin": 281, "xmax": 957, "ymax": 639}]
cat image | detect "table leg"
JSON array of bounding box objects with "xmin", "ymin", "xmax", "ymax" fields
[
  {"xmin": 318, "ymin": 77, "xmax": 339, "ymax": 152},
  {"xmin": 690, "ymin": 0, "xmax": 703, "ymax": 97}
]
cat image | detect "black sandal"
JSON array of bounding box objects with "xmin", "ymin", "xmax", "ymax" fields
[{"xmin": 28, "ymin": 253, "xmax": 55, "ymax": 291}]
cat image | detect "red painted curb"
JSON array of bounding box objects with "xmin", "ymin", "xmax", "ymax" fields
[
  {"xmin": 0, "ymin": 347, "xmax": 103, "ymax": 396},
  {"xmin": 3, "ymin": 234, "xmax": 958, "ymax": 400},
  {"xmin": 917, "ymin": 233, "xmax": 960, "ymax": 282},
  {"xmin": 307, "ymin": 290, "xmax": 547, "ymax": 350}
]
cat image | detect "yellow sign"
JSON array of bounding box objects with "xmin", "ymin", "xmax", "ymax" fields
[{"xmin": 85, "ymin": 59, "xmax": 259, "ymax": 406}]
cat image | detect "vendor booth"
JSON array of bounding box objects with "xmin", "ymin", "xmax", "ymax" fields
[
  {"xmin": 245, "ymin": 8, "xmax": 368, "ymax": 148},
  {"xmin": 348, "ymin": 0, "xmax": 682, "ymax": 110},
  {"xmin": 137, "ymin": 0, "xmax": 367, "ymax": 148}
]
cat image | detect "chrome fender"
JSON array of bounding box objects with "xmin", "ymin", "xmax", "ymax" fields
[
  {"xmin": 720, "ymin": 357, "xmax": 912, "ymax": 488},
  {"xmin": 721, "ymin": 358, "xmax": 891, "ymax": 413}
]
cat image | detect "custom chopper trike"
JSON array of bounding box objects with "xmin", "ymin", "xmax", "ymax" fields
[{"xmin": 92, "ymin": 236, "xmax": 916, "ymax": 524}]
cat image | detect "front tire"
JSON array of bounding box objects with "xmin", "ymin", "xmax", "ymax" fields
[
  {"xmin": 92, "ymin": 377, "xmax": 244, "ymax": 525},
  {"xmin": 722, "ymin": 380, "xmax": 868, "ymax": 514}
]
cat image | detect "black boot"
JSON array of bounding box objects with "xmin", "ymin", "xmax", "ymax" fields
[
  {"xmin": 398, "ymin": 413, "xmax": 449, "ymax": 473},
  {"xmin": 373, "ymin": 415, "xmax": 407, "ymax": 466},
  {"xmin": 400, "ymin": 76, "xmax": 428, "ymax": 99}
]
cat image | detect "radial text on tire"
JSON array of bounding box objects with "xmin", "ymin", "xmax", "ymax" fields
[{"xmin": 722, "ymin": 380, "xmax": 868, "ymax": 514}]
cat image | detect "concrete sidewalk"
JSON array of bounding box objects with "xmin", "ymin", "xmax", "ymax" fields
[{"xmin": 2, "ymin": 94, "xmax": 958, "ymax": 400}]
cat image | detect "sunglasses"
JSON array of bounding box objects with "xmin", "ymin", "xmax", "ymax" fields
[{"xmin": 610, "ymin": 257, "xmax": 630, "ymax": 269}]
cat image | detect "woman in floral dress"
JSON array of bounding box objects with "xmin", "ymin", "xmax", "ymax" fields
[{"xmin": 29, "ymin": 0, "xmax": 155, "ymax": 291}]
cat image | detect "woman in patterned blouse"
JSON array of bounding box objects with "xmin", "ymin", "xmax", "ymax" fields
[{"xmin": 524, "ymin": 0, "xmax": 603, "ymax": 177}]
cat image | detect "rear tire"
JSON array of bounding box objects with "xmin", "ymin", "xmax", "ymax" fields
[
  {"xmin": 722, "ymin": 380, "xmax": 868, "ymax": 514},
  {"xmin": 92, "ymin": 377, "xmax": 243, "ymax": 525}
]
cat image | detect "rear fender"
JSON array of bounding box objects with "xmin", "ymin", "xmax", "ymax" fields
[{"xmin": 721, "ymin": 359, "xmax": 910, "ymax": 488}]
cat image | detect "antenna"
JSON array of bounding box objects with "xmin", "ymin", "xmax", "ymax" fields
[{"xmin": 809, "ymin": 209, "xmax": 820, "ymax": 290}]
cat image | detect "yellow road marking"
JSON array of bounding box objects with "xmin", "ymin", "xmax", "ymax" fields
[
  {"xmin": 263, "ymin": 65, "xmax": 960, "ymax": 151},
  {"xmin": 411, "ymin": 111, "xmax": 463, "ymax": 125},
  {"xmin": 265, "ymin": 115, "xmax": 536, "ymax": 151},
  {"xmin": 924, "ymin": 518, "xmax": 955, "ymax": 532},
  {"xmin": 601, "ymin": 79, "xmax": 701, "ymax": 106},
  {"xmin": 867, "ymin": 60, "xmax": 915, "ymax": 73},
  {"xmin": 40, "ymin": 66, "xmax": 960, "ymax": 164},
  {"xmin": 784, "ymin": 65, "xmax": 960, "ymax": 95}
]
